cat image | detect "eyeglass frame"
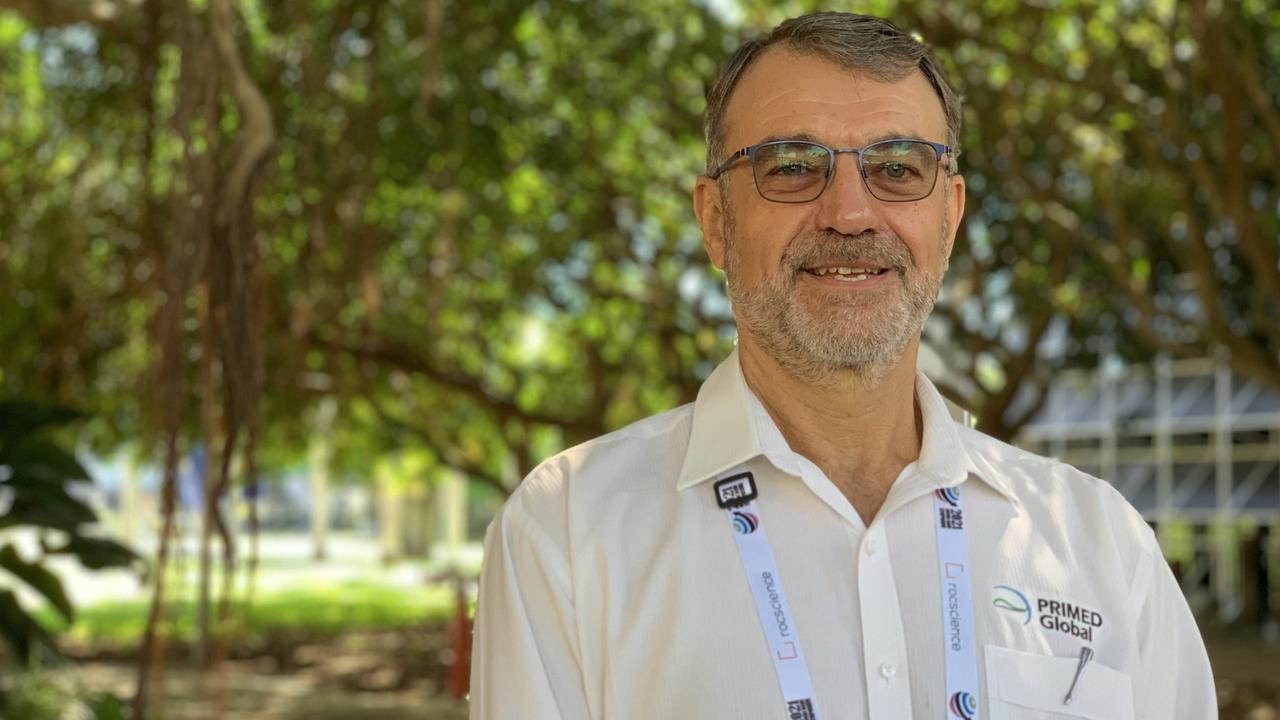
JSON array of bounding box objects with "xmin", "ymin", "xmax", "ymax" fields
[{"xmin": 707, "ymin": 137, "xmax": 956, "ymax": 204}]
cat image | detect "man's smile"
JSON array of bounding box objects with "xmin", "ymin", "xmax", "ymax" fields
[{"xmin": 802, "ymin": 265, "xmax": 891, "ymax": 282}]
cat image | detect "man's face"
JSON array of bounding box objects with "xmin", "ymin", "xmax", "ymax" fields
[{"xmin": 694, "ymin": 49, "xmax": 965, "ymax": 384}]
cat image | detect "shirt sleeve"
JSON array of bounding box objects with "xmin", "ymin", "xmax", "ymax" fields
[
  {"xmin": 470, "ymin": 493, "xmax": 591, "ymax": 720},
  {"xmin": 1131, "ymin": 533, "xmax": 1218, "ymax": 720}
]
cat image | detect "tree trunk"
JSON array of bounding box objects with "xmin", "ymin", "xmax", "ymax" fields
[
  {"xmin": 377, "ymin": 460, "xmax": 403, "ymax": 564},
  {"xmin": 437, "ymin": 468, "xmax": 467, "ymax": 565},
  {"xmin": 195, "ymin": 282, "xmax": 224, "ymax": 666},
  {"xmin": 308, "ymin": 398, "xmax": 337, "ymax": 561},
  {"xmin": 118, "ymin": 449, "xmax": 142, "ymax": 547}
]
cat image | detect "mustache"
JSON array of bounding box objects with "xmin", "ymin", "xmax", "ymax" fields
[{"xmin": 780, "ymin": 231, "xmax": 914, "ymax": 272}]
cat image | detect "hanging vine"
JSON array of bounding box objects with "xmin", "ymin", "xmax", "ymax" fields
[{"xmin": 132, "ymin": 0, "xmax": 274, "ymax": 715}]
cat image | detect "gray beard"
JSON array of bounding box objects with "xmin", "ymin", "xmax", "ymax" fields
[{"xmin": 723, "ymin": 213, "xmax": 947, "ymax": 389}]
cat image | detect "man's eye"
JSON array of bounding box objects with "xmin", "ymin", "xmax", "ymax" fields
[
  {"xmin": 769, "ymin": 161, "xmax": 820, "ymax": 176},
  {"xmin": 872, "ymin": 162, "xmax": 919, "ymax": 180}
]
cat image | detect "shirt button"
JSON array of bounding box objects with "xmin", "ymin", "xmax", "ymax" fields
[
  {"xmin": 879, "ymin": 662, "xmax": 896, "ymax": 680},
  {"xmin": 864, "ymin": 538, "xmax": 878, "ymax": 556}
]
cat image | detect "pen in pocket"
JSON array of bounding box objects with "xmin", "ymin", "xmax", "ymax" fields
[{"xmin": 1063, "ymin": 645, "xmax": 1095, "ymax": 705}]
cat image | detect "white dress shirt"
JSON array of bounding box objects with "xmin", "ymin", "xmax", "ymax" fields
[{"xmin": 470, "ymin": 350, "xmax": 1216, "ymax": 719}]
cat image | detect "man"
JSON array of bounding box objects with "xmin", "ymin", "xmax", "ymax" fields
[{"xmin": 471, "ymin": 11, "xmax": 1215, "ymax": 720}]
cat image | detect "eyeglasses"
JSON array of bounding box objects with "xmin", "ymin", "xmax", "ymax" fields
[{"xmin": 709, "ymin": 138, "xmax": 953, "ymax": 204}]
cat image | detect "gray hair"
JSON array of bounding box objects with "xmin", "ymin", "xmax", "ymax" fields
[{"xmin": 703, "ymin": 12, "xmax": 962, "ymax": 175}]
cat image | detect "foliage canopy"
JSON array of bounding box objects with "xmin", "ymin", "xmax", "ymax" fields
[{"xmin": 0, "ymin": 0, "xmax": 1276, "ymax": 492}]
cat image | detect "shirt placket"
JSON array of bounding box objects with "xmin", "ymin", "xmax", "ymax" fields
[
  {"xmin": 791, "ymin": 457, "xmax": 916, "ymax": 719},
  {"xmin": 856, "ymin": 510, "xmax": 913, "ymax": 718}
]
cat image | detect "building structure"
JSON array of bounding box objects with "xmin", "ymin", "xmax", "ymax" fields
[{"xmin": 1016, "ymin": 354, "xmax": 1280, "ymax": 624}]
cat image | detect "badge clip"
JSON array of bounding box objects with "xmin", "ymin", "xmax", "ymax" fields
[{"xmin": 714, "ymin": 472, "xmax": 758, "ymax": 509}]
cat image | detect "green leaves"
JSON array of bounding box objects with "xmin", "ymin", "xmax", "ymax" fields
[
  {"xmin": 0, "ymin": 405, "xmax": 98, "ymax": 533},
  {"xmin": 86, "ymin": 692, "xmax": 130, "ymax": 720},
  {"xmin": 0, "ymin": 589, "xmax": 58, "ymax": 665},
  {"xmin": 1, "ymin": 438, "xmax": 92, "ymax": 484},
  {"xmin": 0, "ymin": 491, "xmax": 97, "ymax": 533},
  {"xmin": 0, "ymin": 400, "xmax": 140, "ymax": 667},
  {"xmin": 0, "ymin": 545, "xmax": 74, "ymax": 623},
  {"xmin": 0, "ymin": 403, "xmax": 83, "ymax": 446},
  {"xmin": 44, "ymin": 535, "xmax": 141, "ymax": 572}
]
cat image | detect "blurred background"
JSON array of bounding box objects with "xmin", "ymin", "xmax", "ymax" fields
[{"xmin": 0, "ymin": 0, "xmax": 1277, "ymax": 718}]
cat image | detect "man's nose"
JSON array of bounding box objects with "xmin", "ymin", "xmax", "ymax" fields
[{"xmin": 812, "ymin": 153, "xmax": 882, "ymax": 238}]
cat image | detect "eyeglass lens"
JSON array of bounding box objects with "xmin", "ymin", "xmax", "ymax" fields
[{"xmin": 752, "ymin": 140, "xmax": 941, "ymax": 203}]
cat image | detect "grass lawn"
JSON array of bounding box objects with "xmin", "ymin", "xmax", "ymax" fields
[{"xmin": 38, "ymin": 579, "xmax": 459, "ymax": 647}]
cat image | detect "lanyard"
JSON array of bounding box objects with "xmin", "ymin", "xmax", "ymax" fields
[
  {"xmin": 714, "ymin": 468, "xmax": 980, "ymax": 720},
  {"xmin": 933, "ymin": 486, "xmax": 980, "ymax": 719},
  {"xmin": 715, "ymin": 470, "xmax": 821, "ymax": 719}
]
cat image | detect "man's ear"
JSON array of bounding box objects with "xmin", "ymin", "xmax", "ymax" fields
[
  {"xmin": 693, "ymin": 175, "xmax": 727, "ymax": 271},
  {"xmin": 943, "ymin": 171, "xmax": 965, "ymax": 261}
]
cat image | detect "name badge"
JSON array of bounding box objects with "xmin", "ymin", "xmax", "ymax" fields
[{"xmin": 714, "ymin": 471, "xmax": 758, "ymax": 508}]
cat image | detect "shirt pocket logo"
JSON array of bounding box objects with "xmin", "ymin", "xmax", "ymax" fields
[
  {"xmin": 991, "ymin": 585, "xmax": 1105, "ymax": 642},
  {"xmin": 992, "ymin": 584, "xmax": 1033, "ymax": 625}
]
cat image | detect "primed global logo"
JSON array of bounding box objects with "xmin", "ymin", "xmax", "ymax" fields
[
  {"xmin": 949, "ymin": 690, "xmax": 977, "ymax": 719},
  {"xmin": 1037, "ymin": 597, "xmax": 1103, "ymax": 641},
  {"xmin": 992, "ymin": 584, "xmax": 1106, "ymax": 641},
  {"xmin": 992, "ymin": 585, "xmax": 1032, "ymax": 625},
  {"xmin": 732, "ymin": 511, "xmax": 759, "ymax": 535}
]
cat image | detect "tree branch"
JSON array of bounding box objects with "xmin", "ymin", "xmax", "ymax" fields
[
  {"xmin": 418, "ymin": 0, "xmax": 445, "ymax": 106},
  {"xmin": 208, "ymin": 0, "xmax": 276, "ymax": 230},
  {"xmin": 365, "ymin": 392, "xmax": 514, "ymax": 498},
  {"xmin": 300, "ymin": 329, "xmax": 602, "ymax": 438}
]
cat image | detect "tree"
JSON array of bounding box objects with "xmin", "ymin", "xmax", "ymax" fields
[
  {"xmin": 909, "ymin": 0, "xmax": 1280, "ymax": 401},
  {"xmin": 0, "ymin": 0, "xmax": 275, "ymax": 713},
  {"xmin": 5, "ymin": 0, "xmax": 1273, "ymax": 450}
]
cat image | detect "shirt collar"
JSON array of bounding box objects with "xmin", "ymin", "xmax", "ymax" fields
[
  {"xmin": 909, "ymin": 368, "xmax": 1019, "ymax": 506},
  {"xmin": 675, "ymin": 349, "xmax": 1019, "ymax": 507},
  {"xmin": 675, "ymin": 348, "xmax": 760, "ymax": 491}
]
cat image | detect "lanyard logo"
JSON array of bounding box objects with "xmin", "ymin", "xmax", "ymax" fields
[
  {"xmin": 786, "ymin": 698, "xmax": 817, "ymax": 719},
  {"xmin": 934, "ymin": 487, "xmax": 960, "ymax": 506},
  {"xmin": 949, "ymin": 690, "xmax": 978, "ymax": 719},
  {"xmin": 934, "ymin": 488, "xmax": 965, "ymax": 529},
  {"xmin": 732, "ymin": 511, "xmax": 759, "ymax": 534}
]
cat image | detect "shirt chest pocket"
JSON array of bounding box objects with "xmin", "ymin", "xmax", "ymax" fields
[{"xmin": 984, "ymin": 645, "xmax": 1134, "ymax": 720}]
